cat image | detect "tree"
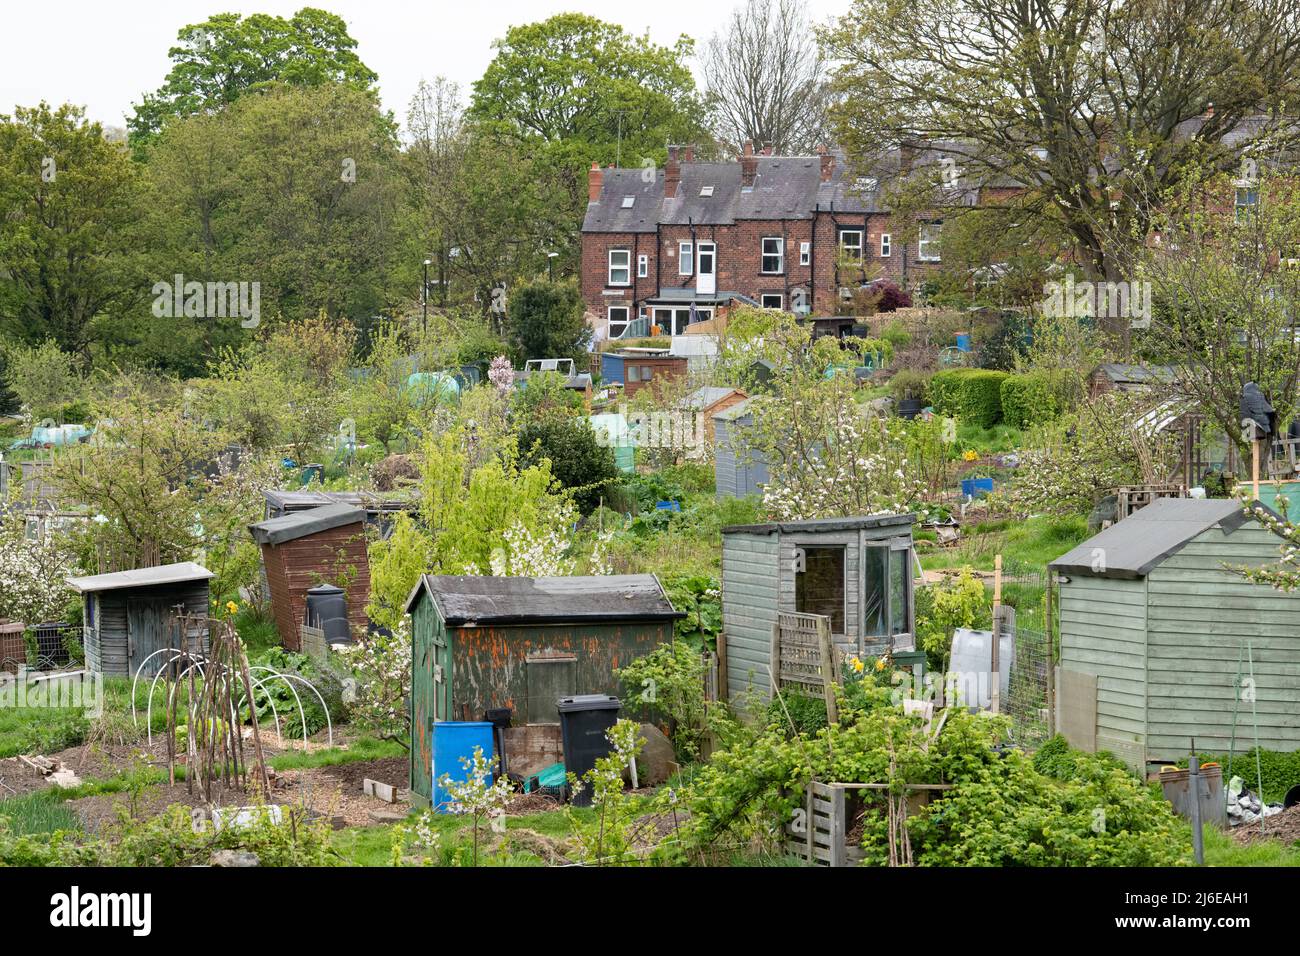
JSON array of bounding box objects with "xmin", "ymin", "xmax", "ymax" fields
[
  {"xmin": 469, "ymin": 14, "xmax": 706, "ymax": 273},
  {"xmin": 137, "ymin": 82, "xmax": 403, "ymax": 342},
  {"xmin": 128, "ymin": 7, "xmax": 378, "ymax": 149},
  {"xmin": 0, "ymin": 103, "xmax": 141, "ymax": 358},
  {"xmin": 701, "ymin": 0, "xmax": 831, "ymax": 154},
  {"xmin": 1, "ymin": 339, "xmax": 82, "ymax": 421},
  {"xmin": 1138, "ymin": 167, "xmax": 1300, "ymax": 462},
  {"xmin": 517, "ymin": 418, "xmax": 619, "ymax": 514},
  {"xmin": 506, "ymin": 279, "xmax": 591, "ymax": 360},
  {"xmin": 823, "ymin": 0, "xmax": 1300, "ymax": 335}
]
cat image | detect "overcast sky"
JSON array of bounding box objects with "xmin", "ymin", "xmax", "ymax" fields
[{"xmin": 0, "ymin": 0, "xmax": 849, "ymax": 130}]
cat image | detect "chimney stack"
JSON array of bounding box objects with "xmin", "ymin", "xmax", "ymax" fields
[
  {"xmin": 741, "ymin": 140, "xmax": 758, "ymax": 187},
  {"xmin": 683, "ymin": 144, "xmax": 695, "ymax": 163},
  {"xmin": 587, "ymin": 162, "xmax": 603, "ymax": 202},
  {"xmin": 665, "ymin": 146, "xmax": 681, "ymax": 198},
  {"xmin": 818, "ymin": 144, "xmax": 835, "ymax": 183}
]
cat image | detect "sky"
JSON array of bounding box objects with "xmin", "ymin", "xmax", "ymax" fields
[{"xmin": 0, "ymin": 0, "xmax": 849, "ymax": 131}]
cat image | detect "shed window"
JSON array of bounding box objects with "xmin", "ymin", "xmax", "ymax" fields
[
  {"xmin": 627, "ymin": 365, "xmax": 641, "ymax": 382},
  {"xmin": 86, "ymin": 594, "xmax": 96, "ymax": 629},
  {"xmin": 865, "ymin": 540, "xmax": 912, "ymax": 640},
  {"xmin": 795, "ymin": 546, "xmax": 845, "ymax": 633}
]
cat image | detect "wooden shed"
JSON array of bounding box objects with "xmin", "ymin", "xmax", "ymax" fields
[
  {"xmin": 712, "ymin": 398, "xmax": 769, "ymax": 499},
  {"xmin": 66, "ymin": 562, "xmax": 213, "ymax": 677},
  {"xmin": 1050, "ymin": 497, "xmax": 1300, "ymax": 769},
  {"xmin": 721, "ymin": 515, "xmax": 916, "ymax": 701},
  {"xmin": 249, "ymin": 503, "xmax": 371, "ymax": 651},
  {"xmin": 683, "ymin": 386, "xmax": 747, "ymax": 445},
  {"xmin": 405, "ymin": 574, "xmax": 683, "ymax": 805}
]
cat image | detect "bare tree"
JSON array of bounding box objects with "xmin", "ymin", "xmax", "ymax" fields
[
  {"xmin": 701, "ymin": 0, "xmax": 831, "ymax": 155},
  {"xmin": 823, "ymin": 0, "xmax": 1300, "ymax": 337}
]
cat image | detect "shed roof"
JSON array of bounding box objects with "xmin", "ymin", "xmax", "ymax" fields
[
  {"xmin": 723, "ymin": 513, "xmax": 915, "ymax": 536},
  {"xmin": 1049, "ymin": 497, "xmax": 1272, "ymax": 579},
  {"xmin": 405, "ymin": 574, "xmax": 684, "ymax": 624},
  {"xmin": 263, "ymin": 489, "xmax": 414, "ymax": 513},
  {"xmin": 1093, "ymin": 363, "xmax": 1177, "ymax": 385},
  {"xmin": 249, "ymin": 503, "xmax": 366, "ymax": 546},
  {"xmin": 684, "ymin": 386, "xmax": 745, "ymax": 410},
  {"xmin": 66, "ymin": 561, "xmax": 214, "ymax": 594}
]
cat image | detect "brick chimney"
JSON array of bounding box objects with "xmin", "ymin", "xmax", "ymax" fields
[
  {"xmin": 587, "ymin": 161, "xmax": 603, "ymax": 202},
  {"xmin": 741, "ymin": 140, "xmax": 758, "ymax": 187},
  {"xmin": 818, "ymin": 144, "xmax": 835, "ymax": 183},
  {"xmin": 665, "ymin": 145, "xmax": 681, "ymax": 199},
  {"xmin": 683, "ymin": 144, "xmax": 695, "ymax": 163}
]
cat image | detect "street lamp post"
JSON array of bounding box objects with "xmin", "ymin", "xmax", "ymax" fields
[
  {"xmin": 422, "ymin": 258, "xmax": 432, "ymax": 335},
  {"xmin": 547, "ymin": 251, "xmax": 559, "ymax": 281}
]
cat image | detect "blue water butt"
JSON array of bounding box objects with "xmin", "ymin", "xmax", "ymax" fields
[
  {"xmin": 955, "ymin": 333, "xmax": 972, "ymax": 352},
  {"xmin": 431, "ymin": 721, "xmax": 496, "ymax": 813}
]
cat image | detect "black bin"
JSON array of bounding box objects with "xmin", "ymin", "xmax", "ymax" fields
[
  {"xmin": 557, "ymin": 694, "xmax": 621, "ymax": 807},
  {"xmin": 304, "ymin": 584, "xmax": 351, "ymax": 645}
]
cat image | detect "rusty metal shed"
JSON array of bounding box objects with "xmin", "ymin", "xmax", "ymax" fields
[{"xmin": 404, "ymin": 574, "xmax": 682, "ymax": 806}]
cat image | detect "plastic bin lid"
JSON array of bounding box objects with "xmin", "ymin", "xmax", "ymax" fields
[{"xmin": 556, "ymin": 694, "xmax": 621, "ymax": 713}]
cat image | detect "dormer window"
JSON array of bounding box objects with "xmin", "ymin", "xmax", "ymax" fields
[
  {"xmin": 621, "ymin": 195, "xmax": 635, "ymax": 208},
  {"xmin": 700, "ymin": 185, "xmax": 714, "ymax": 197}
]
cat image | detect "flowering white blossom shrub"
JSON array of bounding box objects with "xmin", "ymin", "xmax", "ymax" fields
[
  {"xmin": 0, "ymin": 521, "xmax": 79, "ymax": 624},
  {"xmin": 438, "ymin": 746, "xmax": 514, "ymax": 865},
  {"xmin": 485, "ymin": 519, "xmax": 577, "ymax": 576},
  {"xmin": 335, "ymin": 621, "xmax": 411, "ymax": 744},
  {"xmin": 488, "ymin": 355, "xmax": 514, "ymax": 394}
]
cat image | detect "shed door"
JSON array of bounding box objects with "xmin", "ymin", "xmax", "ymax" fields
[
  {"xmin": 127, "ymin": 598, "xmax": 170, "ymax": 676},
  {"xmin": 525, "ymin": 653, "xmax": 577, "ymax": 724}
]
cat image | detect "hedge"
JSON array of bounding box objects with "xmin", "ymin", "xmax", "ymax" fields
[
  {"xmin": 1000, "ymin": 371, "xmax": 1065, "ymax": 429},
  {"xmin": 929, "ymin": 369, "xmax": 1008, "ymax": 428}
]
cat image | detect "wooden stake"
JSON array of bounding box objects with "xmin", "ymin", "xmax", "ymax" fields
[
  {"xmin": 1252, "ymin": 440, "xmax": 1261, "ymax": 501},
  {"xmin": 990, "ymin": 555, "xmax": 1002, "ymax": 714}
]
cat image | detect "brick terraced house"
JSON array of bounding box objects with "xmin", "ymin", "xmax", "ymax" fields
[{"xmin": 580, "ymin": 142, "xmax": 1016, "ymax": 339}]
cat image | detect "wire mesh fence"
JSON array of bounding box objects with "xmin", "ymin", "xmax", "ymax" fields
[{"xmin": 996, "ymin": 557, "xmax": 1055, "ymax": 748}]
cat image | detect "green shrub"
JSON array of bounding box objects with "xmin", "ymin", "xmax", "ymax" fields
[
  {"xmin": 888, "ymin": 369, "xmax": 931, "ymax": 404},
  {"xmin": 1000, "ymin": 371, "xmax": 1068, "ymax": 429},
  {"xmin": 929, "ymin": 369, "xmax": 1008, "ymax": 428}
]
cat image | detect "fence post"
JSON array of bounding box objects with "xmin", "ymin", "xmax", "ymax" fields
[
  {"xmin": 770, "ymin": 619, "xmax": 781, "ymax": 698},
  {"xmin": 991, "ymin": 555, "xmax": 1003, "ymax": 714},
  {"xmin": 1046, "ymin": 568, "xmax": 1056, "ymax": 736},
  {"xmin": 817, "ymin": 617, "xmax": 839, "ymax": 725}
]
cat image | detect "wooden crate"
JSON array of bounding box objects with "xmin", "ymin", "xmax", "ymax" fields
[{"xmin": 782, "ymin": 781, "xmax": 951, "ymax": 867}]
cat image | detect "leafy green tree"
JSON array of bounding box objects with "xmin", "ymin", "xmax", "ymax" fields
[
  {"xmin": 518, "ymin": 417, "xmax": 619, "ymax": 514},
  {"xmin": 469, "ymin": 14, "xmax": 707, "ymax": 274},
  {"xmin": 0, "ymin": 103, "xmax": 141, "ymax": 358},
  {"xmin": 0, "ymin": 339, "xmax": 82, "ymax": 422},
  {"xmin": 137, "ymin": 82, "xmax": 403, "ymax": 343},
  {"xmin": 505, "ymin": 279, "xmax": 591, "ymax": 361},
  {"xmin": 128, "ymin": 7, "xmax": 378, "ymax": 150}
]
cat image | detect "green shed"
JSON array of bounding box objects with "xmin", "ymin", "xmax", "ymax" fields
[
  {"xmin": 1050, "ymin": 497, "xmax": 1300, "ymax": 770},
  {"xmin": 404, "ymin": 574, "xmax": 683, "ymax": 807},
  {"xmin": 721, "ymin": 514, "xmax": 916, "ymax": 702}
]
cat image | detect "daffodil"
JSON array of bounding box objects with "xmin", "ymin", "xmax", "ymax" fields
[{"xmin": 225, "ymin": 600, "xmax": 239, "ymax": 615}]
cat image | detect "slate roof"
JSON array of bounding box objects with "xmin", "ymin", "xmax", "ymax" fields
[
  {"xmin": 67, "ymin": 562, "xmax": 214, "ymax": 594},
  {"xmin": 249, "ymin": 503, "xmax": 366, "ymax": 546},
  {"xmin": 1049, "ymin": 497, "xmax": 1275, "ymax": 579},
  {"xmin": 405, "ymin": 574, "xmax": 684, "ymax": 624}
]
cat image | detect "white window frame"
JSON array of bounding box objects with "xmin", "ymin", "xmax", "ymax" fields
[
  {"xmin": 679, "ymin": 241, "xmax": 694, "ymax": 276},
  {"xmin": 760, "ymin": 293, "xmax": 784, "ymax": 310},
  {"xmin": 839, "ymin": 229, "xmax": 864, "ymax": 262},
  {"xmin": 608, "ymin": 249, "xmax": 631, "ymax": 286},
  {"xmin": 761, "ymin": 237, "xmax": 784, "ymax": 275},
  {"xmin": 799, "ymin": 241, "xmax": 811, "ymax": 266},
  {"xmin": 880, "ymin": 233, "xmax": 892, "ymax": 258},
  {"xmin": 607, "ymin": 306, "xmax": 631, "ymax": 339},
  {"xmin": 637, "ymin": 254, "xmax": 648, "ymax": 278},
  {"xmin": 917, "ymin": 224, "xmax": 942, "ymax": 262}
]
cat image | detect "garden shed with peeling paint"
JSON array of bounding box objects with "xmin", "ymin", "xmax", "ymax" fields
[
  {"xmin": 1049, "ymin": 497, "xmax": 1300, "ymax": 770},
  {"xmin": 405, "ymin": 574, "xmax": 682, "ymax": 806}
]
